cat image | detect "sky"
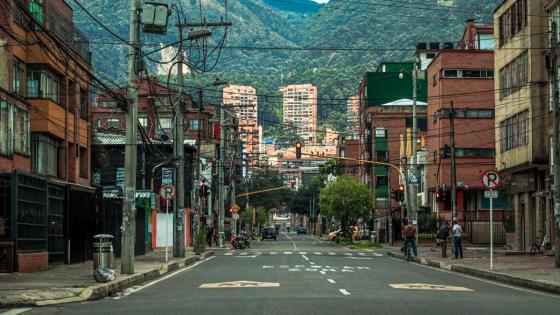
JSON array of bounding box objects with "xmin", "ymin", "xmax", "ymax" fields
[{"xmin": 312, "ymin": 0, "xmax": 330, "ymax": 3}]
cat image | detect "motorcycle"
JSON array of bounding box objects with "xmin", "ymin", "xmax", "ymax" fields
[{"xmin": 230, "ymin": 236, "xmax": 246, "ymax": 250}]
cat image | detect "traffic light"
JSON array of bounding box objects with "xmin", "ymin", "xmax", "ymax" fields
[
  {"xmin": 295, "ymin": 142, "xmax": 302, "ymax": 159},
  {"xmin": 398, "ymin": 184, "xmax": 405, "ymax": 202},
  {"xmin": 435, "ymin": 190, "xmax": 442, "ymax": 202},
  {"xmin": 199, "ymin": 179, "xmax": 209, "ymax": 197},
  {"xmin": 442, "ymin": 144, "xmax": 451, "ymax": 159}
]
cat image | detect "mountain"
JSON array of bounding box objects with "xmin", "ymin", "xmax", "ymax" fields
[{"xmin": 70, "ymin": 0, "xmax": 502, "ymax": 126}]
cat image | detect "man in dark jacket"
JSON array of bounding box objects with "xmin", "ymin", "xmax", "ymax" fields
[{"xmin": 437, "ymin": 221, "xmax": 450, "ymax": 258}]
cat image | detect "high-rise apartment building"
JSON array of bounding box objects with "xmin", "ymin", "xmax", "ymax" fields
[
  {"xmin": 223, "ymin": 85, "xmax": 260, "ymax": 165},
  {"xmin": 280, "ymin": 84, "xmax": 318, "ymax": 144}
]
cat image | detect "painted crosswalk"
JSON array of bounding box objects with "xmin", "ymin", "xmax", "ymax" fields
[{"xmin": 223, "ymin": 251, "xmax": 384, "ymax": 257}]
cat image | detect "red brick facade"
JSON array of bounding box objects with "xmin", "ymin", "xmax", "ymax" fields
[{"xmin": 17, "ymin": 252, "xmax": 48, "ymax": 273}]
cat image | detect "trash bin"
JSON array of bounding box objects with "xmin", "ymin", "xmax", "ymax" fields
[{"xmin": 93, "ymin": 234, "xmax": 114, "ymax": 270}]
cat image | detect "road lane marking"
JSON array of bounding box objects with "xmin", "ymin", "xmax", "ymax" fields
[
  {"xmin": 0, "ymin": 309, "xmax": 32, "ymax": 315},
  {"xmin": 373, "ymin": 253, "xmax": 383, "ymax": 257},
  {"xmin": 347, "ymin": 257, "xmax": 372, "ymax": 260},
  {"xmin": 115, "ymin": 256, "xmax": 215, "ymax": 299},
  {"xmin": 270, "ymin": 252, "xmax": 277, "ymax": 255},
  {"xmin": 299, "ymin": 252, "xmax": 308, "ymax": 255},
  {"xmin": 224, "ymin": 253, "xmax": 233, "ymax": 256},
  {"xmin": 239, "ymin": 252, "xmax": 247, "ymax": 255},
  {"xmin": 200, "ymin": 281, "xmax": 280, "ymax": 288},
  {"xmin": 344, "ymin": 253, "xmax": 353, "ymax": 256},
  {"xmin": 328, "ymin": 252, "xmax": 336, "ymax": 255},
  {"xmin": 358, "ymin": 253, "xmax": 365, "ymax": 256},
  {"xmin": 339, "ymin": 289, "xmax": 351, "ymax": 295},
  {"xmin": 302, "ymin": 255, "xmax": 310, "ymax": 261},
  {"xmin": 234, "ymin": 255, "xmax": 258, "ymax": 258},
  {"xmin": 263, "ymin": 266, "xmax": 274, "ymax": 269},
  {"xmin": 320, "ymin": 271, "xmax": 326, "ymax": 275},
  {"xmin": 284, "ymin": 251, "xmax": 292, "ymax": 255},
  {"xmin": 327, "ymin": 279, "xmax": 336, "ymax": 284},
  {"xmin": 285, "ymin": 233, "xmax": 298, "ymax": 250},
  {"xmin": 314, "ymin": 252, "xmax": 322, "ymax": 255},
  {"xmin": 389, "ymin": 283, "xmax": 473, "ymax": 292}
]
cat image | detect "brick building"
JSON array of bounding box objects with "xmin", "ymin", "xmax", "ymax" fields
[
  {"xmin": 0, "ymin": 0, "xmax": 95, "ymax": 272},
  {"xmin": 426, "ymin": 21, "xmax": 503, "ymax": 220}
]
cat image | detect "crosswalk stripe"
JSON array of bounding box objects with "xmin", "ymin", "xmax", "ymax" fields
[
  {"xmin": 358, "ymin": 253, "xmax": 365, "ymax": 256},
  {"xmin": 284, "ymin": 251, "xmax": 292, "ymax": 255},
  {"xmin": 224, "ymin": 253, "xmax": 233, "ymax": 256},
  {"xmin": 299, "ymin": 252, "xmax": 307, "ymax": 255},
  {"xmin": 328, "ymin": 252, "xmax": 336, "ymax": 255},
  {"xmin": 270, "ymin": 252, "xmax": 277, "ymax": 255},
  {"xmin": 374, "ymin": 253, "xmax": 383, "ymax": 257},
  {"xmin": 239, "ymin": 252, "xmax": 247, "ymax": 255},
  {"xmin": 314, "ymin": 252, "xmax": 322, "ymax": 255},
  {"xmin": 344, "ymin": 253, "xmax": 353, "ymax": 256}
]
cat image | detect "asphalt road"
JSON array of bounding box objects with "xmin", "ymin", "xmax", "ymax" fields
[{"xmin": 11, "ymin": 234, "xmax": 560, "ymax": 315}]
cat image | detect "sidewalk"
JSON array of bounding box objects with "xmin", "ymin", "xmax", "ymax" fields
[
  {"xmin": 0, "ymin": 249, "xmax": 214, "ymax": 308},
  {"xmin": 387, "ymin": 245, "xmax": 560, "ymax": 294}
]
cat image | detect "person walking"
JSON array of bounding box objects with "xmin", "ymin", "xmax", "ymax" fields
[
  {"xmin": 437, "ymin": 221, "xmax": 450, "ymax": 258},
  {"xmin": 403, "ymin": 219, "xmax": 417, "ymax": 260},
  {"xmin": 452, "ymin": 220, "xmax": 463, "ymax": 259}
]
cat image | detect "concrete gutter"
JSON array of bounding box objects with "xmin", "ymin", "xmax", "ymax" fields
[
  {"xmin": 1, "ymin": 250, "xmax": 215, "ymax": 308},
  {"xmin": 387, "ymin": 251, "xmax": 560, "ymax": 295}
]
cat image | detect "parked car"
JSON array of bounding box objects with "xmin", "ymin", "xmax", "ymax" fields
[
  {"xmin": 262, "ymin": 227, "xmax": 277, "ymax": 240},
  {"xmin": 296, "ymin": 226, "xmax": 307, "ymax": 234}
]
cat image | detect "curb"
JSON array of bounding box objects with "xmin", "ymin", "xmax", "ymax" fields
[
  {"xmin": 1, "ymin": 250, "xmax": 214, "ymax": 308},
  {"xmin": 387, "ymin": 251, "xmax": 560, "ymax": 295}
]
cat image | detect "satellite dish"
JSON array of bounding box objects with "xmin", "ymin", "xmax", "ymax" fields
[{"xmin": 160, "ymin": 133, "xmax": 170, "ymax": 142}]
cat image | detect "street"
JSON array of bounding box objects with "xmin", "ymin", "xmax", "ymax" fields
[{"xmin": 12, "ymin": 234, "xmax": 560, "ymax": 315}]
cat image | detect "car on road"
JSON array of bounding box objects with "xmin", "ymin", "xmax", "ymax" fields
[
  {"xmin": 261, "ymin": 227, "xmax": 277, "ymax": 240},
  {"xmin": 296, "ymin": 226, "xmax": 307, "ymax": 234}
]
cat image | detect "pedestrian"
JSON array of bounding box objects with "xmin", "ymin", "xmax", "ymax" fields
[
  {"xmin": 437, "ymin": 221, "xmax": 450, "ymax": 258},
  {"xmin": 207, "ymin": 225, "xmax": 213, "ymax": 247},
  {"xmin": 403, "ymin": 219, "xmax": 417, "ymax": 260},
  {"xmin": 452, "ymin": 219, "xmax": 463, "ymax": 259}
]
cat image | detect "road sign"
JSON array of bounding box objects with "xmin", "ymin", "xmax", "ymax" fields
[
  {"xmin": 160, "ymin": 184, "xmax": 176, "ymax": 200},
  {"xmin": 231, "ymin": 204, "xmax": 241, "ymax": 213},
  {"xmin": 232, "ymin": 213, "xmax": 240, "ymax": 220},
  {"xmin": 481, "ymin": 170, "xmax": 501, "ymax": 190},
  {"xmin": 409, "ymin": 174, "xmax": 419, "ymax": 186},
  {"xmin": 484, "ymin": 190, "xmax": 499, "ymax": 199}
]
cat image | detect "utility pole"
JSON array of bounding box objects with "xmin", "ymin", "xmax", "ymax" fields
[
  {"xmin": 549, "ymin": 22, "xmax": 560, "ymax": 268},
  {"xmin": 192, "ymin": 89, "xmax": 204, "ymax": 239},
  {"xmin": 410, "ymin": 56, "xmax": 419, "ymax": 224},
  {"xmin": 122, "ymin": 0, "xmax": 141, "ymax": 275},
  {"xmin": 450, "ymin": 101, "xmax": 457, "ymax": 220},
  {"xmin": 218, "ymin": 103, "xmax": 226, "ymax": 246},
  {"xmin": 173, "ymin": 26, "xmax": 186, "ymax": 257}
]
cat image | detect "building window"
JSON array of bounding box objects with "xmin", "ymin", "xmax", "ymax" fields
[
  {"xmin": 499, "ymin": 51, "xmax": 528, "ymax": 99},
  {"xmin": 79, "ymin": 88, "xmax": 88, "ymax": 120},
  {"xmin": 375, "ymin": 175, "xmax": 388, "ymax": 187},
  {"xmin": 27, "ymin": 66, "xmax": 60, "ymax": 103},
  {"xmin": 442, "ymin": 69, "xmax": 494, "ymax": 78},
  {"xmin": 500, "ymin": 110, "xmax": 529, "ymax": 152},
  {"xmin": 189, "ymin": 119, "xmax": 200, "ymax": 131},
  {"xmin": 499, "ymin": 0, "xmax": 527, "ymax": 46},
  {"xmin": 139, "ymin": 117, "xmax": 148, "ymax": 127},
  {"xmin": 14, "ymin": 106, "xmax": 30, "ymax": 155},
  {"xmin": 157, "ymin": 117, "xmax": 173, "ymax": 130},
  {"xmin": 375, "ymin": 151, "xmax": 388, "ymax": 162},
  {"xmin": 98, "ymin": 101, "xmax": 117, "ymax": 108},
  {"xmin": 29, "ymin": 0, "xmax": 44, "ymax": 25},
  {"xmin": 477, "ymin": 34, "xmax": 494, "ymax": 50},
  {"xmin": 405, "ymin": 117, "xmax": 428, "ymax": 132},
  {"xmin": 31, "ymin": 133, "xmax": 59, "ymax": 177},
  {"xmin": 107, "ymin": 119, "xmax": 120, "ymax": 129},
  {"xmin": 0, "ymin": 99, "xmax": 13, "ymax": 156},
  {"xmin": 13, "ymin": 58, "xmax": 25, "ymax": 96}
]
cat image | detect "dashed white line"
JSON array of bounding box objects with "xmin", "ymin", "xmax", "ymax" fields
[
  {"xmin": 299, "ymin": 251, "xmax": 308, "ymax": 255},
  {"xmin": 270, "ymin": 252, "xmax": 277, "ymax": 255},
  {"xmin": 284, "ymin": 251, "xmax": 293, "ymax": 255},
  {"xmin": 328, "ymin": 252, "xmax": 336, "ymax": 255},
  {"xmin": 327, "ymin": 279, "xmax": 336, "ymax": 284},
  {"xmin": 344, "ymin": 253, "xmax": 353, "ymax": 256},
  {"xmin": 339, "ymin": 289, "xmax": 351, "ymax": 295},
  {"xmin": 358, "ymin": 252, "xmax": 365, "ymax": 256},
  {"xmin": 320, "ymin": 271, "xmax": 326, "ymax": 275},
  {"xmin": 302, "ymin": 255, "xmax": 310, "ymax": 261},
  {"xmin": 374, "ymin": 253, "xmax": 383, "ymax": 257},
  {"xmin": 314, "ymin": 252, "xmax": 322, "ymax": 255},
  {"xmin": 224, "ymin": 252, "xmax": 233, "ymax": 256}
]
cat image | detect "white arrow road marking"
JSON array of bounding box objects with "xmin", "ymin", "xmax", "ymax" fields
[
  {"xmin": 327, "ymin": 279, "xmax": 336, "ymax": 284},
  {"xmin": 389, "ymin": 283, "xmax": 473, "ymax": 292},
  {"xmin": 339, "ymin": 289, "xmax": 351, "ymax": 295},
  {"xmin": 200, "ymin": 281, "xmax": 280, "ymax": 288},
  {"xmin": 347, "ymin": 257, "xmax": 373, "ymax": 260},
  {"xmin": 302, "ymin": 255, "xmax": 310, "ymax": 261}
]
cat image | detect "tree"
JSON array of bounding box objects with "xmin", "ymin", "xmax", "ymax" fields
[{"xmin": 319, "ymin": 176, "xmax": 372, "ymax": 240}]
